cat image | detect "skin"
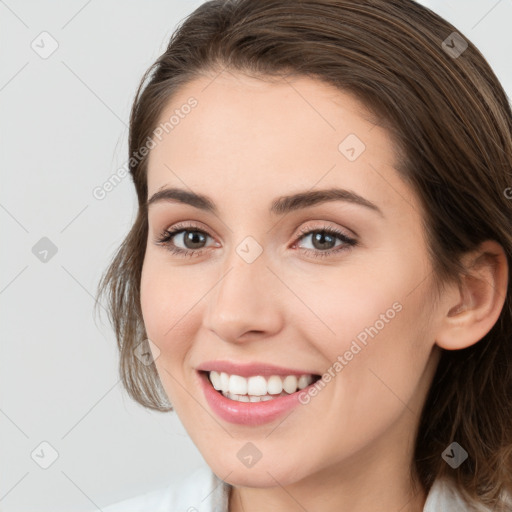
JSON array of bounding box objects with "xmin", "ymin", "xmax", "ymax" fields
[{"xmin": 140, "ymin": 70, "xmax": 508, "ymax": 512}]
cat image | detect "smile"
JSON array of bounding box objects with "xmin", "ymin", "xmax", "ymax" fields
[{"xmin": 197, "ymin": 368, "xmax": 322, "ymax": 426}]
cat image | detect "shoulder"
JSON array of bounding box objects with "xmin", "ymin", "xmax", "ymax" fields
[
  {"xmin": 96, "ymin": 465, "xmax": 231, "ymax": 512},
  {"xmin": 423, "ymin": 477, "xmax": 498, "ymax": 512}
]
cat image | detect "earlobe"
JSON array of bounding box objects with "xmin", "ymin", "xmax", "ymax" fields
[{"xmin": 435, "ymin": 240, "xmax": 509, "ymax": 351}]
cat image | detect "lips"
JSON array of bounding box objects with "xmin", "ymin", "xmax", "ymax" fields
[{"xmin": 196, "ymin": 361, "xmax": 320, "ymax": 426}]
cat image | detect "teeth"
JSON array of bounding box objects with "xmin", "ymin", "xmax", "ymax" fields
[
  {"xmin": 298, "ymin": 375, "xmax": 312, "ymax": 390},
  {"xmin": 283, "ymin": 375, "xmax": 298, "ymax": 394},
  {"xmin": 220, "ymin": 372, "xmax": 229, "ymax": 391},
  {"xmin": 248, "ymin": 376, "xmax": 267, "ymax": 396},
  {"xmin": 208, "ymin": 371, "xmax": 315, "ymax": 398},
  {"xmin": 229, "ymin": 374, "xmax": 247, "ymax": 395},
  {"xmin": 227, "ymin": 392, "xmax": 284, "ymax": 402},
  {"xmin": 210, "ymin": 371, "xmax": 222, "ymax": 390},
  {"xmin": 267, "ymin": 375, "xmax": 283, "ymax": 395}
]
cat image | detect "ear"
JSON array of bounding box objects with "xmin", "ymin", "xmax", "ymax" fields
[{"xmin": 435, "ymin": 240, "xmax": 509, "ymax": 351}]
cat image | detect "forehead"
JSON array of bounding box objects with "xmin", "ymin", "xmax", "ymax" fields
[{"xmin": 146, "ymin": 70, "xmax": 417, "ymax": 219}]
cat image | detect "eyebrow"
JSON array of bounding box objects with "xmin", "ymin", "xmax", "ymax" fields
[{"xmin": 146, "ymin": 187, "xmax": 384, "ymax": 217}]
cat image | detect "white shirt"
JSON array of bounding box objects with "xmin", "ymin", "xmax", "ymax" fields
[{"xmin": 94, "ymin": 464, "xmax": 488, "ymax": 512}]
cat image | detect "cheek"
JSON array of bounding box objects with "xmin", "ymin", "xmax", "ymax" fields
[
  {"xmin": 140, "ymin": 255, "xmax": 203, "ymax": 358},
  {"xmin": 298, "ymin": 253, "xmax": 432, "ymax": 377},
  {"xmin": 140, "ymin": 259, "xmax": 167, "ymax": 338},
  {"xmin": 286, "ymin": 263, "xmax": 405, "ymax": 352},
  {"xmin": 325, "ymin": 279, "xmax": 434, "ymax": 420}
]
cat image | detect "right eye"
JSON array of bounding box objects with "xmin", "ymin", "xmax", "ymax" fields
[{"xmin": 155, "ymin": 223, "xmax": 218, "ymax": 257}]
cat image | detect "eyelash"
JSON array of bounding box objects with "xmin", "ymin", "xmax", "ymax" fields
[{"xmin": 154, "ymin": 222, "xmax": 358, "ymax": 259}]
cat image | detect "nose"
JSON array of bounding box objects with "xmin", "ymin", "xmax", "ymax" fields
[{"xmin": 202, "ymin": 250, "xmax": 284, "ymax": 344}]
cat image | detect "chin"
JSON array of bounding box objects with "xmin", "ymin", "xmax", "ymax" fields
[{"xmin": 209, "ymin": 458, "xmax": 307, "ymax": 489}]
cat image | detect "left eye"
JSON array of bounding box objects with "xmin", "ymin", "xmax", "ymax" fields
[
  {"xmin": 155, "ymin": 227, "xmax": 215, "ymax": 255},
  {"xmin": 296, "ymin": 229, "xmax": 346, "ymax": 251},
  {"xmin": 155, "ymin": 224, "xmax": 358, "ymax": 258}
]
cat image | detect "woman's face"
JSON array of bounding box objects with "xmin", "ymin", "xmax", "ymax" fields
[{"xmin": 141, "ymin": 71, "xmax": 444, "ymax": 488}]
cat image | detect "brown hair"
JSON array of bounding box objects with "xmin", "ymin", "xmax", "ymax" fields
[{"xmin": 95, "ymin": 0, "xmax": 512, "ymax": 508}]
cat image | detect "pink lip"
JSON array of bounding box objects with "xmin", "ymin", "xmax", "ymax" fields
[
  {"xmin": 196, "ymin": 360, "xmax": 318, "ymax": 378},
  {"xmin": 197, "ymin": 370, "xmax": 317, "ymax": 425}
]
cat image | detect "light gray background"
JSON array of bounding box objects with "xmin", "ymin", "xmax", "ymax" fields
[{"xmin": 1, "ymin": 1, "xmax": 511, "ymax": 511}]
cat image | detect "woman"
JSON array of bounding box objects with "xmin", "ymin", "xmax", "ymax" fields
[{"xmin": 95, "ymin": 0, "xmax": 512, "ymax": 510}]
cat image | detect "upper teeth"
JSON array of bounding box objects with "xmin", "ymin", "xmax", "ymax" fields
[{"xmin": 208, "ymin": 371, "xmax": 315, "ymax": 395}]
